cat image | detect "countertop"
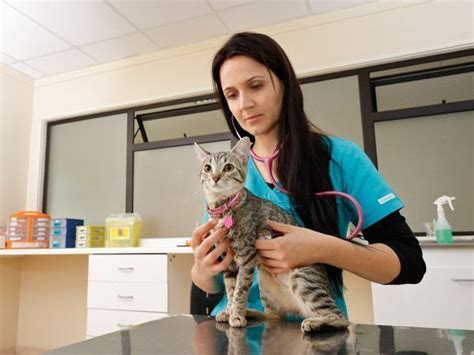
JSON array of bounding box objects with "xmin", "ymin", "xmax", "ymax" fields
[
  {"xmin": 416, "ymin": 235, "xmax": 474, "ymax": 247},
  {"xmin": 0, "ymin": 238, "xmax": 193, "ymax": 256},
  {"xmin": 1, "ymin": 236, "xmax": 472, "ymax": 256},
  {"xmin": 47, "ymin": 315, "xmax": 474, "ymax": 354}
]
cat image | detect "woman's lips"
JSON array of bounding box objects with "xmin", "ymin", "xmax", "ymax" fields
[{"xmin": 244, "ymin": 114, "xmax": 262, "ymax": 122}]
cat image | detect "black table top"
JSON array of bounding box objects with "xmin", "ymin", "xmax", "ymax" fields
[{"xmin": 48, "ymin": 315, "xmax": 474, "ymax": 354}]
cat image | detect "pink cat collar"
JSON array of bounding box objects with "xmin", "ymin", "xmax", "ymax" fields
[{"xmin": 207, "ymin": 191, "xmax": 242, "ymax": 218}]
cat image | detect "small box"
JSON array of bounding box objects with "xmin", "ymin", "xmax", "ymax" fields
[
  {"xmin": 76, "ymin": 226, "xmax": 104, "ymax": 236},
  {"xmin": 50, "ymin": 235, "xmax": 66, "ymax": 249},
  {"xmin": 51, "ymin": 218, "xmax": 83, "ymax": 228},
  {"xmin": 49, "ymin": 218, "xmax": 84, "ymax": 248},
  {"xmin": 75, "ymin": 225, "xmax": 105, "ymax": 248},
  {"xmin": 75, "ymin": 240, "xmax": 87, "ymax": 248}
]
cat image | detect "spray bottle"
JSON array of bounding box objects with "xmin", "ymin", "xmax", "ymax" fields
[{"xmin": 433, "ymin": 195, "xmax": 455, "ymax": 244}]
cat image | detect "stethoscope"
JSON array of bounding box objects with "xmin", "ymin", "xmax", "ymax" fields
[{"xmin": 232, "ymin": 117, "xmax": 363, "ymax": 240}]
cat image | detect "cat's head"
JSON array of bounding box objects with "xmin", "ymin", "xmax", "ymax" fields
[{"xmin": 194, "ymin": 137, "xmax": 251, "ymax": 203}]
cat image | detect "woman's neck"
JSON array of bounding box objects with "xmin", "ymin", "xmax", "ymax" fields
[{"xmin": 253, "ymin": 134, "xmax": 279, "ymax": 157}]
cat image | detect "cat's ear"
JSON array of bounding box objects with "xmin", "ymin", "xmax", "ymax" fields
[
  {"xmin": 194, "ymin": 142, "xmax": 210, "ymax": 162},
  {"xmin": 231, "ymin": 137, "xmax": 251, "ymax": 160}
]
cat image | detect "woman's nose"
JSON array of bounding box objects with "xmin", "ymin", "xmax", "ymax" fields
[{"xmin": 239, "ymin": 92, "xmax": 254, "ymax": 111}]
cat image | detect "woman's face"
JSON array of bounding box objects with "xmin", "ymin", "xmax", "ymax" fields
[{"xmin": 219, "ymin": 55, "xmax": 284, "ymax": 140}]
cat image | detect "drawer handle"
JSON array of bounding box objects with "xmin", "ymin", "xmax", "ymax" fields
[
  {"xmin": 117, "ymin": 323, "xmax": 133, "ymax": 329},
  {"xmin": 117, "ymin": 267, "xmax": 134, "ymax": 272},
  {"xmin": 451, "ymin": 278, "xmax": 474, "ymax": 282},
  {"xmin": 117, "ymin": 295, "xmax": 134, "ymax": 300}
]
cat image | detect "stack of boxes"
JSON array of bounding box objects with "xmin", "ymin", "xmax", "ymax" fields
[
  {"xmin": 6, "ymin": 211, "xmax": 50, "ymax": 249},
  {"xmin": 2, "ymin": 212, "xmax": 133, "ymax": 250},
  {"xmin": 50, "ymin": 218, "xmax": 84, "ymax": 248},
  {"xmin": 76, "ymin": 226, "xmax": 105, "ymax": 248}
]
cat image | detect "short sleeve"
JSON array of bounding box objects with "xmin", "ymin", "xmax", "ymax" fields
[{"xmin": 333, "ymin": 139, "xmax": 404, "ymax": 229}]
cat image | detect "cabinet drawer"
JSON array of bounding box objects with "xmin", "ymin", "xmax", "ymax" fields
[
  {"xmin": 372, "ymin": 267, "xmax": 474, "ymax": 330},
  {"xmin": 88, "ymin": 281, "xmax": 168, "ymax": 312},
  {"xmin": 88, "ymin": 254, "xmax": 168, "ymax": 283},
  {"xmin": 421, "ymin": 247, "xmax": 473, "ymax": 268},
  {"xmin": 87, "ymin": 309, "xmax": 167, "ymax": 337}
]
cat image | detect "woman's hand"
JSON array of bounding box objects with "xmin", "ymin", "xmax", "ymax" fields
[
  {"xmin": 255, "ymin": 220, "xmax": 327, "ymax": 274},
  {"xmin": 191, "ymin": 219, "xmax": 234, "ymax": 279}
]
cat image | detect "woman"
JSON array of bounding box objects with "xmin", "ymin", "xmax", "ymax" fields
[{"xmin": 191, "ymin": 32, "xmax": 426, "ymax": 318}]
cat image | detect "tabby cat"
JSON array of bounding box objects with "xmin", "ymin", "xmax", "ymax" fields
[{"xmin": 194, "ymin": 137, "xmax": 349, "ymax": 333}]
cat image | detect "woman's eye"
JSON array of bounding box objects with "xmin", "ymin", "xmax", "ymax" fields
[
  {"xmin": 223, "ymin": 164, "xmax": 234, "ymax": 172},
  {"xmin": 203, "ymin": 164, "xmax": 212, "ymax": 173},
  {"xmin": 226, "ymin": 93, "xmax": 236, "ymax": 100},
  {"xmin": 251, "ymin": 84, "xmax": 262, "ymax": 90}
]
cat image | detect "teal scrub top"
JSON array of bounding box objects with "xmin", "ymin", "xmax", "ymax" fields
[{"xmin": 209, "ymin": 136, "xmax": 404, "ymax": 318}]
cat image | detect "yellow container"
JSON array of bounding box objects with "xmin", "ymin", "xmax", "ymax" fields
[{"xmin": 105, "ymin": 213, "xmax": 143, "ymax": 248}]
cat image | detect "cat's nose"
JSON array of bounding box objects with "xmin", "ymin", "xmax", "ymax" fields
[{"xmin": 212, "ymin": 175, "xmax": 221, "ymax": 183}]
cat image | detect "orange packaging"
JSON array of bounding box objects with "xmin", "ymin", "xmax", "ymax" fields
[{"xmin": 6, "ymin": 211, "xmax": 50, "ymax": 249}]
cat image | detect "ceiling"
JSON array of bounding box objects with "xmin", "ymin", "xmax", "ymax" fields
[{"xmin": 1, "ymin": 0, "xmax": 375, "ymax": 79}]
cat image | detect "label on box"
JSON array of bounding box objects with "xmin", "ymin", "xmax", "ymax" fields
[{"xmin": 110, "ymin": 227, "xmax": 130, "ymax": 240}]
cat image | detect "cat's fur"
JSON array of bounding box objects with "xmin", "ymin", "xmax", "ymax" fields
[{"xmin": 194, "ymin": 137, "xmax": 349, "ymax": 333}]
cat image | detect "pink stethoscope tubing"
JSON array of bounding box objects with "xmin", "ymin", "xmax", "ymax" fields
[{"xmin": 250, "ymin": 148, "xmax": 364, "ymax": 240}]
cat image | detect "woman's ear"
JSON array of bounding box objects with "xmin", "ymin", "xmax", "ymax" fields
[{"xmin": 194, "ymin": 142, "xmax": 210, "ymax": 163}]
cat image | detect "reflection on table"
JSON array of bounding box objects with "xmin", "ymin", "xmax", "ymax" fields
[{"xmin": 47, "ymin": 315, "xmax": 474, "ymax": 355}]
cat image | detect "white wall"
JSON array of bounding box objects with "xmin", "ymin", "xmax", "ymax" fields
[
  {"xmin": 0, "ymin": 65, "xmax": 34, "ymax": 353},
  {"xmin": 0, "ymin": 65, "xmax": 34, "ymax": 224}
]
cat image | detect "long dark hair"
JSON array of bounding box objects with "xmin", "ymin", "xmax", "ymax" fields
[{"xmin": 211, "ymin": 32, "xmax": 342, "ymax": 294}]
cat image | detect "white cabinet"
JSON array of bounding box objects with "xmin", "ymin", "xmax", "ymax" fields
[
  {"xmin": 372, "ymin": 244, "xmax": 474, "ymax": 330},
  {"xmin": 87, "ymin": 254, "xmax": 169, "ymax": 337}
]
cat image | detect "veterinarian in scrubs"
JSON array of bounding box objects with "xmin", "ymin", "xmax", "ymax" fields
[{"xmin": 190, "ymin": 32, "xmax": 426, "ymax": 319}]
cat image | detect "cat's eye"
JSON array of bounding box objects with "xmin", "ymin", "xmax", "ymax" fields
[
  {"xmin": 223, "ymin": 164, "xmax": 234, "ymax": 172},
  {"xmin": 203, "ymin": 164, "xmax": 212, "ymax": 173}
]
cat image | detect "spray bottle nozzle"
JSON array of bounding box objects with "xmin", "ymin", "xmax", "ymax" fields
[{"xmin": 433, "ymin": 195, "xmax": 456, "ymax": 211}]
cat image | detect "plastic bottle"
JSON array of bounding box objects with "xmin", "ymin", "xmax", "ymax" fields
[{"xmin": 433, "ymin": 196, "xmax": 455, "ymax": 244}]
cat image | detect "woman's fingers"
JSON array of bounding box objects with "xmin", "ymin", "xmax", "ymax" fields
[
  {"xmin": 255, "ymin": 238, "xmax": 278, "ymax": 250},
  {"xmin": 213, "ymin": 247, "xmax": 234, "ymax": 273},
  {"xmin": 195, "ymin": 229, "xmax": 224, "ymax": 259},
  {"xmin": 258, "ymin": 255, "xmax": 283, "ymax": 268},
  {"xmin": 221, "ymin": 247, "xmax": 234, "ymax": 266},
  {"xmin": 259, "ymin": 264, "xmax": 287, "ymax": 274},
  {"xmin": 191, "ymin": 219, "xmax": 217, "ymax": 249},
  {"xmin": 266, "ymin": 219, "xmax": 293, "ymax": 233},
  {"xmin": 205, "ymin": 238, "xmax": 230, "ymax": 263},
  {"xmin": 257, "ymin": 249, "xmax": 278, "ymax": 259}
]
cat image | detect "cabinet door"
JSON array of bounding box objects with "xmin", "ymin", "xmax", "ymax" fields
[
  {"xmin": 88, "ymin": 254, "xmax": 168, "ymax": 283},
  {"xmin": 87, "ymin": 309, "xmax": 167, "ymax": 337},
  {"xmin": 372, "ymin": 267, "xmax": 474, "ymax": 330},
  {"xmin": 88, "ymin": 281, "xmax": 168, "ymax": 312}
]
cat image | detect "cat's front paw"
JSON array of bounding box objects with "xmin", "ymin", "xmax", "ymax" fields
[
  {"xmin": 301, "ymin": 315, "xmax": 349, "ymax": 333},
  {"xmin": 216, "ymin": 310, "xmax": 231, "ymax": 323},
  {"xmin": 229, "ymin": 314, "xmax": 247, "ymax": 328}
]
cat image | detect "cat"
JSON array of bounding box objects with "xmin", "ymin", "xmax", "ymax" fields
[{"xmin": 194, "ymin": 137, "xmax": 349, "ymax": 333}]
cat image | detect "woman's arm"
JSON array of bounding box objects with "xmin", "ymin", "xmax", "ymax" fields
[
  {"xmin": 256, "ymin": 211, "xmax": 426, "ymax": 284},
  {"xmin": 361, "ymin": 210, "xmax": 426, "ymax": 284}
]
